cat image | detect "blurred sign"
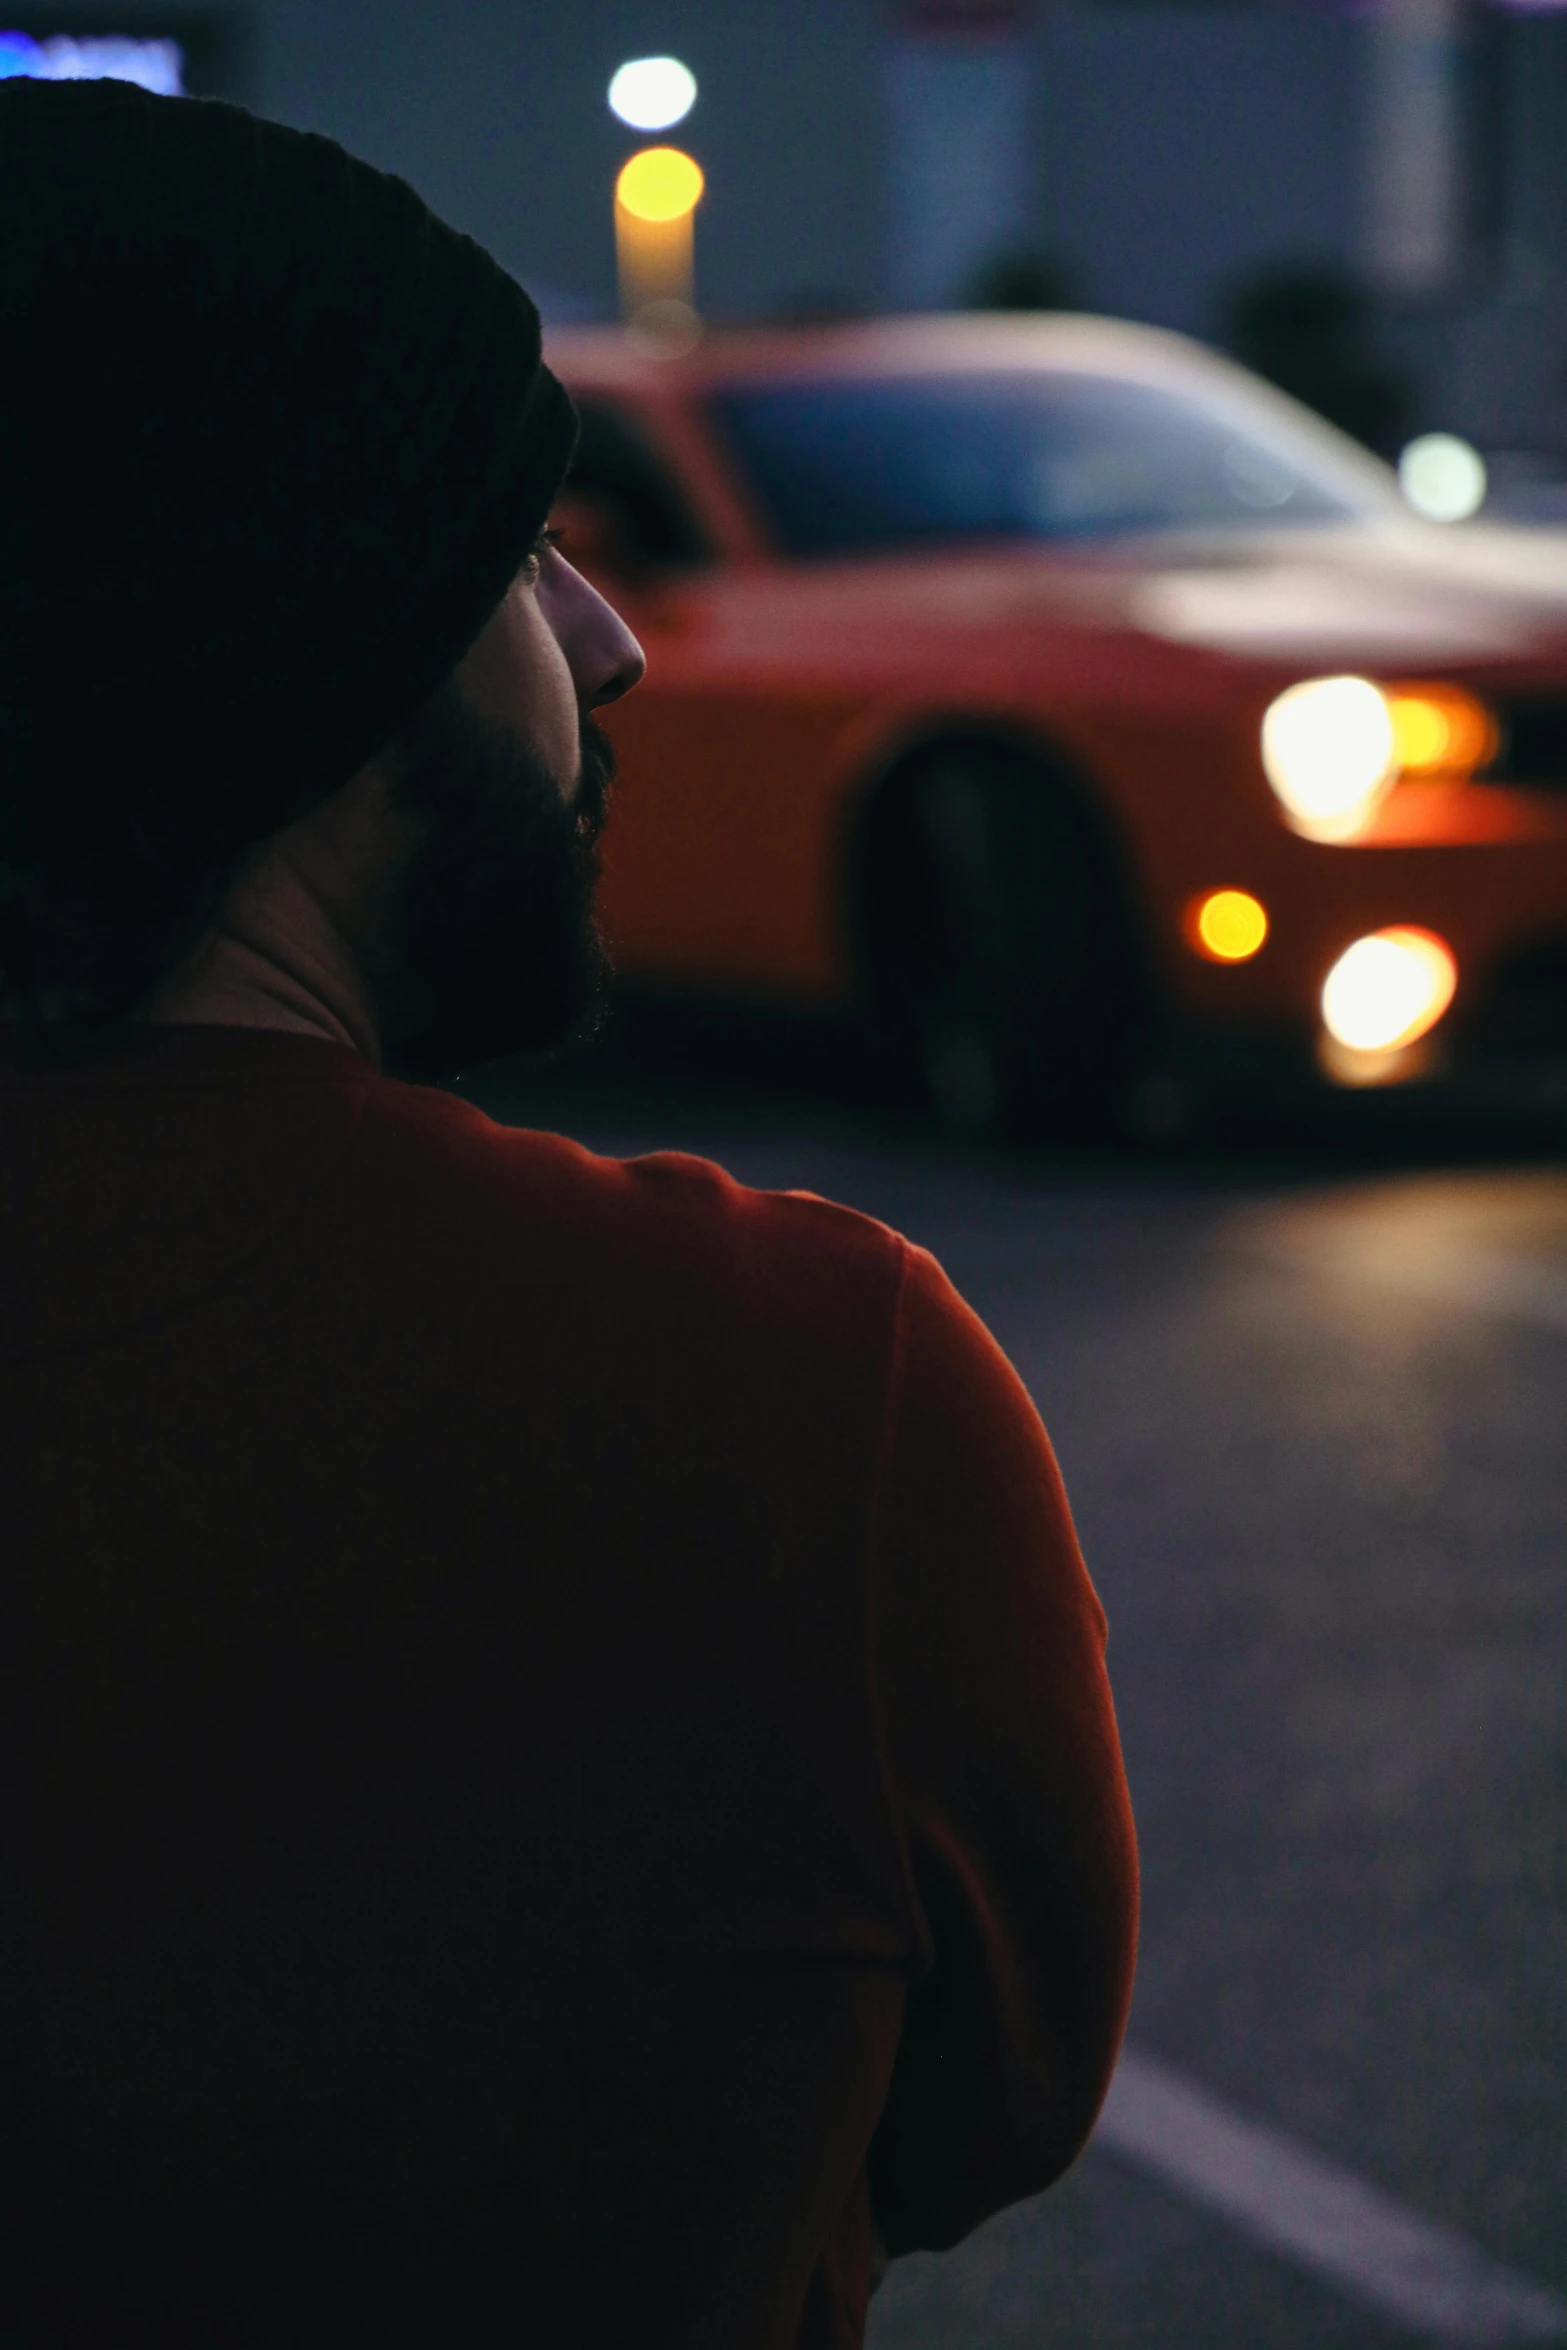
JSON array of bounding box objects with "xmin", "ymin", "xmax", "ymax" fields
[
  {"xmin": 0, "ymin": 13, "xmax": 244, "ymax": 98},
  {"xmin": 0, "ymin": 30, "xmax": 183, "ymax": 89},
  {"xmin": 887, "ymin": 2, "xmax": 1033, "ymax": 309}
]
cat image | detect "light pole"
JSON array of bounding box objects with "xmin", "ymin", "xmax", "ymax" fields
[
  {"xmin": 615, "ymin": 147, "xmax": 705, "ymax": 347},
  {"xmin": 607, "ymin": 55, "xmax": 703, "ymax": 349}
]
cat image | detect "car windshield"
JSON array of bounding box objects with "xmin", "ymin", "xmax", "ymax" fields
[{"xmin": 708, "ymin": 370, "xmax": 1381, "ymax": 557}]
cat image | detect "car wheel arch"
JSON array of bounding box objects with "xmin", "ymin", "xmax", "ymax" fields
[{"xmin": 835, "ymin": 716, "xmax": 1156, "ymax": 1007}]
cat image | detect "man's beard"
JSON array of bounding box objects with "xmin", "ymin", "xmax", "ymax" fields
[{"xmin": 384, "ymin": 680, "xmax": 616, "ymax": 1084}]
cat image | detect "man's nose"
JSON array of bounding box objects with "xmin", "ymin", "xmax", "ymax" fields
[
  {"xmin": 562, "ymin": 562, "xmax": 646, "ymax": 710},
  {"xmin": 591, "ymin": 614, "xmax": 646, "ymax": 710}
]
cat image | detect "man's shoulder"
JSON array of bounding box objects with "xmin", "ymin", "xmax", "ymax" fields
[{"xmin": 350, "ymin": 1070, "xmax": 911, "ymax": 1347}]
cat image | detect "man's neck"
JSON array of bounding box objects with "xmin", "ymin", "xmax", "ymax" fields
[{"xmin": 147, "ymin": 850, "xmax": 383, "ymax": 1066}]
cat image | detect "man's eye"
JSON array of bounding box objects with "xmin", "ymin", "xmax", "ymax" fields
[{"xmin": 522, "ymin": 527, "xmax": 564, "ymax": 585}]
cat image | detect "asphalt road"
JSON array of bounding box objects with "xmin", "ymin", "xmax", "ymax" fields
[{"xmin": 469, "ymin": 1039, "xmax": 1566, "ymax": 2350}]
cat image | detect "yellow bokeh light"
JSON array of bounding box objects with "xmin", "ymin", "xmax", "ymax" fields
[
  {"xmin": 1386, "ymin": 686, "xmax": 1498, "ymax": 778},
  {"xmin": 1190, "ymin": 888, "xmax": 1269, "ymax": 963},
  {"xmin": 1320, "ymin": 926, "xmax": 1457, "ymax": 1054},
  {"xmin": 1389, "ymin": 697, "xmax": 1451, "ymax": 770},
  {"xmin": 616, "ymin": 146, "xmax": 705, "ymax": 223}
]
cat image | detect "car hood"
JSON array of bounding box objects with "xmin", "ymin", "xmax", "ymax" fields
[
  {"xmin": 862, "ymin": 520, "xmax": 1567, "ymax": 671},
  {"xmin": 1121, "ymin": 520, "xmax": 1567, "ymax": 666}
]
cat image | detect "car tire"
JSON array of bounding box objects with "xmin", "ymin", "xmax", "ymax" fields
[{"xmin": 855, "ymin": 742, "xmax": 1150, "ymax": 1141}]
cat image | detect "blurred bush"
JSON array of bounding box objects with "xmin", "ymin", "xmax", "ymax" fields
[{"xmin": 1218, "ymin": 262, "xmax": 1415, "ymax": 458}]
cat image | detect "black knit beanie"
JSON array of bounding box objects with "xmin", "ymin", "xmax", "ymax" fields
[{"xmin": 0, "ymin": 77, "xmax": 578, "ymax": 893}]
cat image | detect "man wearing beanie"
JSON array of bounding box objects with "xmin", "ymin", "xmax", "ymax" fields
[{"xmin": 0, "ymin": 78, "xmax": 1136, "ymax": 2350}]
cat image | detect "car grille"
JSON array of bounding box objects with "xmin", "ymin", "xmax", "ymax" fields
[{"xmin": 1483, "ymin": 697, "xmax": 1567, "ymax": 788}]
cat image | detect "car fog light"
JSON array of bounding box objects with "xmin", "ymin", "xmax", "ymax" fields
[
  {"xmin": 1261, "ymin": 677, "xmax": 1398, "ymax": 842},
  {"xmin": 1188, "ymin": 888, "xmax": 1268, "ymax": 962},
  {"xmin": 1320, "ymin": 927, "xmax": 1457, "ymax": 1053}
]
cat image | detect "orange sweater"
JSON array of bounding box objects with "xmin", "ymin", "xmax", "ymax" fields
[{"xmin": 0, "ymin": 1027, "xmax": 1136, "ymax": 2350}]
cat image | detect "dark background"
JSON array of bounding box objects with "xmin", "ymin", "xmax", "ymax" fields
[{"xmin": 14, "ymin": 0, "xmax": 1565, "ymax": 461}]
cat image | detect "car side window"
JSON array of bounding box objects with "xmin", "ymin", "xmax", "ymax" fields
[{"xmin": 559, "ymin": 399, "xmax": 711, "ymax": 578}]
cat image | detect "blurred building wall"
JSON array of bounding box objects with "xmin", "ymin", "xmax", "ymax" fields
[
  {"xmin": 66, "ymin": 0, "xmax": 1567, "ymax": 454},
  {"xmin": 1039, "ymin": 4, "xmax": 1362, "ymax": 338}
]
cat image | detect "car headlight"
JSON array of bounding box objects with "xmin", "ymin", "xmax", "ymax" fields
[
  {"xmin": 1261, "ymin": 675, "xmax": 1499, "ymax": 843},
  {"xmin": 1261, "ymin": 676, "xmax": 1398, "ymax": 841}
]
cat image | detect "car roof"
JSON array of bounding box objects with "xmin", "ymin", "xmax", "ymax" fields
[
  {"xmin": 546, "ymin": 310, "xmax": 1257, "ymax": 394},
  {"xmin": 542, "ymin": 310, "xmax": 1402, "ymax": 514}
]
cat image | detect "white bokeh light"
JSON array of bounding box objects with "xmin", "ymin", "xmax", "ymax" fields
[
  {"xmin": 1260, "ymin": 675, "xmax": 1399, "ymax": 841},
  {"xmin": 1321, "ymin": 929, "xmax": 1457, "ymax": 1054},
  {"xmin": 608, "ymin": 56, "xmax": 697, "ymax": 132},
  {"xmin": 1398, "ymin": 433, "xmax": 1487, "ymax": 523}
]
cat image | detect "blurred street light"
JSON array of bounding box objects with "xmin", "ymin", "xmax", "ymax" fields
[
  {"xmin": 608, "ymin": 56, "xmax": 697, "ymax": 132},
  {"xmin": 1399, "ymin": 432, "xmax": 1487, "ymax": 522},
  {"xmin": 615, "ymin": 148, "xmax": 705, "ymax": 350},
  {"xmin": 617, "ymin": 147, "xmax": 705, "ymax": 224}
]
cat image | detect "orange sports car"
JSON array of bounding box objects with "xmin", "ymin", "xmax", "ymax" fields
[{"xmin": 545, "ymin": 314, "xmax": 1567, "ymax": 1134}]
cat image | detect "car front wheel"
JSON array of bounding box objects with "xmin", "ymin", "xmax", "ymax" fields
[{"xmin": 856, "ymin": 743, "xmax": 1152, "ymax": 1140}]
